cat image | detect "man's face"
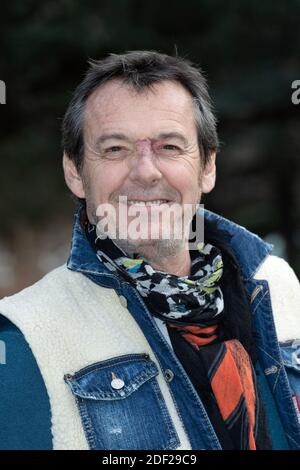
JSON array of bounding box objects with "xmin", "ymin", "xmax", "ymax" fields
[{"xmin": 64, "ymin": 79, "xmax": 216, "ymax": 258}]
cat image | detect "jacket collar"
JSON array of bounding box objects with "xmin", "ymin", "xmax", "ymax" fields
[
  {"xmin": 67, "ymin": 205, "xmax": 273, "ymax": 283},
  {"xmin": 203, "ymin": 209, "xmax": 273, "ymax": 280}
]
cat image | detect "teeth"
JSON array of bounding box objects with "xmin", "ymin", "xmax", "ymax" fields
[{"xmin": 127, "ymin": 200, "xmax": 168, "ymax": 206}]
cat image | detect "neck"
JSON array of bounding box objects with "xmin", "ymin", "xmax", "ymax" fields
[
  {"xmin": 147, "ymin": 251, "xmax": 191, "ymax": 276},
  {"xmin": 112, "ymin": 237, "xmax": 192, "ymax": 276},
  {"xmin": 138, "ymin": 246, "xmax": 192, "ymax": 276}
]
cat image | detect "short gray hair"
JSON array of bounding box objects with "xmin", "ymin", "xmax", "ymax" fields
[{"xmin": 62, "ymin": 50, "xmax": 219, "ymax": 171}]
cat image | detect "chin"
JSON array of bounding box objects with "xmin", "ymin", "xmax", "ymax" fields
[{"xmin": 115, "ymin": 237, "xmax": 185, "ymax": 260}]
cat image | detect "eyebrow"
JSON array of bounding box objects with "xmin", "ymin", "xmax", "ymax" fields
[
  {"xmin": 156, "ymin": 132, "xmax": 189, "ymax": 146},
  {"xmin": 95, "ymin": 131, "xmax": 189, "ymax": 146},
  {"xmin": 95, "ymin": 133, "xmax": 131, "ymax": 146}
]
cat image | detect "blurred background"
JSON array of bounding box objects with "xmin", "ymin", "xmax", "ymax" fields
[{"xmin": 0, "ymin": 0, "xmax": 299, "ymax": 297}]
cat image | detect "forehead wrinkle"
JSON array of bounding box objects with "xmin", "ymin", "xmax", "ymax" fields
[
  {"xmin": 84, "ymin": 82, "xmax": 197, "ymax": 144},
  {"xmin": 86, "ymin": 80, "xmax": 194, "ymax": 120}
]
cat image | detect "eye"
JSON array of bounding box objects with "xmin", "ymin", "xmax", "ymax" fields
[
  {"xmin": 102, "ymin": 146, "xmax": 130, "ymax": 159},
  {"xmin": 105, "ymin": 146, "xmax": 123, "ymax": 153},
  {"xmin": 162, "ymin": 144, "xmax": 180, "ymax": 151},
  {"xmin": 156, "ymin": 143, "xmax": 182, "ymax": 157}
]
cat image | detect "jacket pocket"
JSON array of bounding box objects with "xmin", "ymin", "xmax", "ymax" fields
[
  {"xmin": 64, "ymin": 353, "xmax": 180, "ymax": 450},
  {"xmin": 280, "ymin": 340, "xmax": 300, "ymax": 400}
]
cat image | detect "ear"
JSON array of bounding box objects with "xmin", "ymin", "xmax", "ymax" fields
[
  {"xmin": 63, "ymin": 152, "xmax": 86, "ymax": 199},
  {"xmin": 201, "ymin": 151, "xmax": 216, "ymax": 194}
]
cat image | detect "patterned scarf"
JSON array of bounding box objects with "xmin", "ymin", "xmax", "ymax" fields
[{"xmin": 83, "ymin": 212, "xmax": 258, "ymax": 449}]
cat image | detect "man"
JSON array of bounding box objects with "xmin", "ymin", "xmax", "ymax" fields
[{"xmin": 0, "ymin": 51, "xmax": 299, "ymax": 450}]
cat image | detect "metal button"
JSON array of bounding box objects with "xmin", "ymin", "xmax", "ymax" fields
[
  {"xmin": 64, "ymin": 374, "xmax": 73, "ymax": 381},
  {"xmin": 119, "ymin": 295, "xmax": 127, "ymax": 308},
  {"xmin": 164, "ymin": 369, "xmax": 174, "ymax": 382},
  {"xmin": 111, "ymin": 372, "xmax": 125, "ymax": 390}
]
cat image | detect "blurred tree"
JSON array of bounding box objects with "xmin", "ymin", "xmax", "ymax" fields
[{"xmin": 0, "ymin": 0, "xmax": 299, "ymax": 275}]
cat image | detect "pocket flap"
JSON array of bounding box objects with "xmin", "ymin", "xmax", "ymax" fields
[
  {"xmin": 280, "ymin": 340, "xmax": 300, "ymax": 372},
  {"xmin": 64, "ymin": 353, "xmax": 159, "ymax": 400}
]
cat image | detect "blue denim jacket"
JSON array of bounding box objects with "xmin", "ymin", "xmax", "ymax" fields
[
  {"xmin": 65, "ymin": 207, "xmax": 300, "ymax": 450},
  {"xmin": 0, "ymin": 208, "xmax": 300, "ymax": 450}
]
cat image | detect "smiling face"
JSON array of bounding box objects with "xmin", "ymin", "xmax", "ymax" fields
[{"xmin": 63, "ymin": 79, "xmax": 216, "ymax": 260}]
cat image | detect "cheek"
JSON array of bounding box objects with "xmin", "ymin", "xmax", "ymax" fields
[
  {"xmin": 159, "ymin": 159, "xmax": 201, "ymax": 199},
  {"xmin": 85, "ymin": 161, "xmax": 129, "ymax": 202}
]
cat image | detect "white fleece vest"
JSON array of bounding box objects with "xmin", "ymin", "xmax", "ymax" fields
[
  {"xmin": 0, "ymin": 265, "xmax": 191, "ymax": 450},
  {"xmin": 0, "ymin": 255, "xmax": 299, "ymax": 449}
]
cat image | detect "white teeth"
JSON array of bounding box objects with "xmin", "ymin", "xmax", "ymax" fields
[{"xmin": 127, "ymin": 200, "xmax": 168, "ymax": 206}]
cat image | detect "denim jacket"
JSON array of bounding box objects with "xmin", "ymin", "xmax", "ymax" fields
[{"xmin": 0, "ymin": 208, "xmax": 299, "ymax": 450}]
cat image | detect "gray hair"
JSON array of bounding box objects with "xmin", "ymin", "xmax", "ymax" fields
[{"xmin": 62, "ymin": 50, "xmax": 219, "ymax": 171}]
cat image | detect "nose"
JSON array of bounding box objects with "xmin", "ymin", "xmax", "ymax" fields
[{"xmin": 128, "ymin": 139, "xmax": 162, "ymax": 186}]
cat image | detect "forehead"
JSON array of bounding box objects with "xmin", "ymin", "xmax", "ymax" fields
[{"xmin": 84, "ymin": 79, "xmax": 197, "ymax": 138}]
